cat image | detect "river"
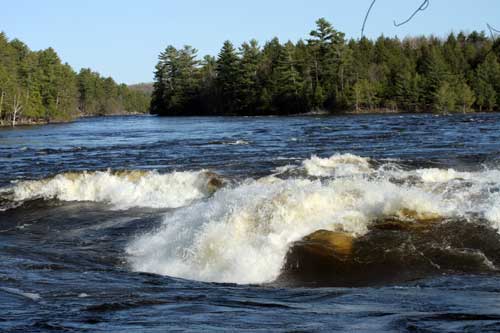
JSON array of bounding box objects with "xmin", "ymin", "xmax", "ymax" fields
[{"xmin": 1, "ymin": 114, "xmax": 500, "ymax": 332}]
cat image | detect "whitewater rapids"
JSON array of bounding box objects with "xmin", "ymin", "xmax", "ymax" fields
[
  {"xmin": 126, "ymin": 154, "xmax": 500, "ymax": 284},
  {"xmin": 2, "ymin": 154, "xmax": 500, "ymax": 285},
  {"xmin": 1, "ymin": 169, "xmax": 219, "ymax": 210}
]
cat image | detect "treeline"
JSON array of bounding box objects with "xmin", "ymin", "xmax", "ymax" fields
[
  {"xmin": 129, "ymin": 83, "xmax": 154, "ymax": 96},
  {"xmin": 0, "ymin": 32, "xmax": 150, "ymax": 126},
  {"xmin": 151, "ymin": 18, "xmax": 500, "ymax": 116}
]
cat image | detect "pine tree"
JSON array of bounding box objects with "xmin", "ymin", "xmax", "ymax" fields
[
  {"xmin": 150, "ymin": 51, "xmax": 168, "ymax": 115},
  {"xmin": 215, "ymin": 41, "xmax": 241, "ymax": 114},
  {"xmin": 273, "ymin": 41, "xmax": 306, "ymax": 114},
  {"xmin": 473, "ymin": 53, "xmax": 499, "ymax": 111},
  {"xmin": 307, "ymin": 18, "xmax": 345, "ymax": 109},
  {"xmin": 394, "ymin": 64, "xmax": 422, "ymax": 112},
  {"xmin": 172, "ymin": 45, "xmax": 200, "ymax": 115},
  {"xmin": 199, "ymin": 55, "xmax": 217, "ymax": 115},
  {"xmin": 258, "ymin": 37, "xmax": 282, "ymax": 112},
  {"xmin": 238, "ymin": 39, "xmax": 261, "ymax": 114},
  {"xmin": 150, "ymin": 46, "xmax": 178, "ymax": 115},
  {"xmin": 418, "ymin": 45, "xmax": 451, "ymax": 108}
]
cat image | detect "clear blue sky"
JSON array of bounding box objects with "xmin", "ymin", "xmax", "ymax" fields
[{"xmin": 1, "ymin": 0, "xmax": 499, "ymax": 84}]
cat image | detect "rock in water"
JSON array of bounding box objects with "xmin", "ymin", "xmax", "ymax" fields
[
  {"xmin": 204, "ymin": 172, "xmax": 226, "ymax": 194},
  {"xmin": 277, "ymin": 218, "xmax": 500, "ymax": 287},
  {"xmin": 302, "ymin": 230, "xmax": 354, "ymax": 257},
  {"xmin": 371, "ymin": 209, "xmax": 443, "ymax": 232}
]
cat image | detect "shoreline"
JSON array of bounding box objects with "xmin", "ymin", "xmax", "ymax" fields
[
  {"xmin": 155, "ymin": 108, "xmax": 482, "ymax": 117},
  {"xmin": 1, "ymin": 108, "xmax": 488, "ymax": 127},
  {"xmin": 0, "ymin": 112, "xmax": 147, "ymax": 128}
]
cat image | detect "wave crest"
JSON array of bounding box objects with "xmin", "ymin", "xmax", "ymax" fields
[
  {"xmin": 3, "ymin": 170, "xmax": 222, "ymax": 210},
  {"xmin": 126, "ymin": 154, "xmax": 500, "ymax": 285},
  {"xmin": 302, "ymin": 153, "xmax": 371, "ymax": 177},
  {"xmin": 126, "ymin": 172, "xmax": 449, "ymax": 284}
]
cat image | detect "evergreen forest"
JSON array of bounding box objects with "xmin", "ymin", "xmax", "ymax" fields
[
  {"xmin": 151, "ymin": 18, "xmax": 500, "ymax": 116},
  {"xmin": 0, "ymin": 32, "xmax": 150, "ymax": 126}
]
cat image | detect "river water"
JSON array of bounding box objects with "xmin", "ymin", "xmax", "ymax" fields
[{"xmin": 1, "ymin": 114, "xmax": 500, "ymax": 332}]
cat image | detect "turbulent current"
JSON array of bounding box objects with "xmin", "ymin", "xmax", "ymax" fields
[{"xmin": 2, "ymin": 114, "xmax": 500, "ymax": 331}]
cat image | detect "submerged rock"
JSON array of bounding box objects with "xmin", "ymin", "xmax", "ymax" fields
[
  {"xmin": 371, "ymin": 209, "xmax": 443, "ymax": 232},
  {"xmin": 277, "ymin": 217, "xmax": 500, "ymax": 287},
  {"xmin": 301, "ymin": 230, "xmax": 354, "ymax": 257},
  {"xmin": 204, "ymin": 171, "xmax": 226, "ymax": 194}
]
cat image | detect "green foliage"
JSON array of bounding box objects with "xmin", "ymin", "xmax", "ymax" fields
[
  {"xmin": 239, "ymin": 40, "xmax": 262, "ymax": 113},
  {"xmin": 0, "ymin": 32, "xmax": 150, "ymax": 125},
  {"xmin": 77, "ymin": 68, "xmax": 150, "ymax": 117},
  {"xmin": 216, "ymin": 41, "xmax": 241, "ymax": 115},
  {"xmin": 307, "ymin": 18, "xmax": 345, "ymax": 109},
  {"xmin": 434, "ymin": 81, "xmax": 457, "ymax": 113},
  {"xmin": 151, "ymin": 19, "xmax": 500, "ymax": 116},
  {"xmin": 353, "ymin": 79, "xmax": 378, "ymax": 111},
  {"xmin": 273, "ymin": 41, "xmax": 307, "ymax": 114},
  {"xmin": 456, "ymin": 82, "xmax": 475, "ymax": 113},
  {"xmin": 472, "ymin": 53, "xmax": 500, "ymax": 111}
]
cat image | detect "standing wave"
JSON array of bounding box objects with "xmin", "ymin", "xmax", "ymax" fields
[
  {"xmin": 1, "ymin": 170, "xmax": 223, "ymax": 210},
  {"xmin": 126, "ymin": 154, "xmax": 500, "ymax": 285}
]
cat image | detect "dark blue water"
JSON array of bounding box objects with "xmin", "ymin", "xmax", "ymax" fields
[{"xmin": 1, "ymin": 114, "xmax": 500, "ymax": 332}]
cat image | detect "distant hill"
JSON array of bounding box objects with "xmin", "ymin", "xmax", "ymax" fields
[{"xmin": 129, "ymin": 83, "xmax": 154, "ymax": 96}]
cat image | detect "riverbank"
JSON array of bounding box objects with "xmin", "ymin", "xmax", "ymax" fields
[
  {"xmin": 342, "ymin": 107, "xmax": 482, "ymax": 115},
  {"xmin": 0, "ymin": 112, "xmax": 146, "ymax": 128},
  {"xmin": 0, "ymin": 118, "xmax": 72, "ymax": 128},
  {"xmin": 154, "ymin": 107, "xmax": 481, "ymax": 117},
  {"xmin": 2, "ymin": 108, "xmax": 488, "ymax": 127}
]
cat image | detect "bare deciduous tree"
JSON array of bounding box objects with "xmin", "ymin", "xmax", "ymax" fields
[
  {"xmin": 393, "ymin": 0, "xmax": 429, "ymax": 27},
  {"xmin": 362, "ymin": 0, "xmax": 430, "ymax": 37},
  {"xmin": 12, "ymin": 92, "xmax": 23, "ymax": 127},
  {"xmin": 487, "ymin": 23, "xmax": 500, "ymax": 39},
  {"xmin": 0, "ymin": 90, "xmax": 4, "ymax": 126},
  {"xmin": 362, "ymin": 0, "xmax": 500, "ymax": 44}
]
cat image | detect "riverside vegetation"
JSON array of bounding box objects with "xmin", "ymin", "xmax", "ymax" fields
[
  {"xmin": 0, "ymin": 32, "xmax": 150, "ymax": 126},
  {"xmin": 151, "ymin": 18, "xmax": 500, "ymax": 116}
]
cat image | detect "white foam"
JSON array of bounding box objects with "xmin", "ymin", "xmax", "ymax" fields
[
  {"xmin": 228, "ymin": 140, "xmax": 250, "ymax": 145},
  {"xmin": 126, "ymin": 154, "xmax": 500, "ymax": 285},
  {"xmin": 485, "ymin": 192, "xmax": 500, "ymax": 230},
  {"xmin": 127, "ymin": 172, "xmax": 449, "ymax": 284},
  {"xmin": 303, "ymin": 153, "xmax": 371, "ymax": 177},
  {"xmin": 0, "ymin": 287, "xmax": 41, "ymax": 301},
  {"xmin": 4, "ymin": 153, "xmax": 500, "ymax": 285},
  {"xmin": 7, "ymin": 170, "xmax": 216, "ymax": 210},
  {"xmin": 415, "ymin": 168, "xmax": 470, "ymax": 183},
  {"xmin": 272, "ymin": 165, "xmax": 295, "ymax": 175}
]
